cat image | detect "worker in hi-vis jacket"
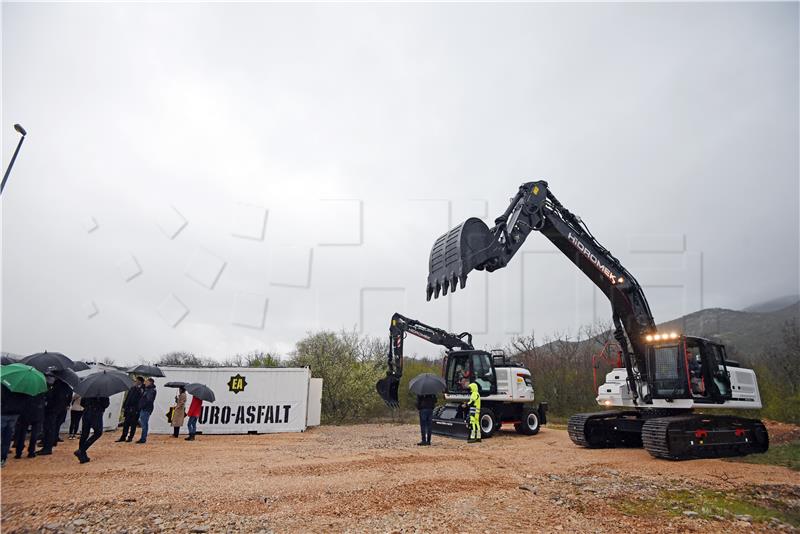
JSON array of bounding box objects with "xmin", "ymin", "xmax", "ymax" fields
[{"xmin": 467, "ymin": 380, "xmax": 481, "ymax": 443}]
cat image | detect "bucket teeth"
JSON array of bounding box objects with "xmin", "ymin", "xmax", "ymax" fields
[
  {"xmin": 426, "ymin": 217, "xmax": 496, "ymax": 300},
  {"xmin": 429, "ymin": 282, "xmax": 440, "ymax": 301}
]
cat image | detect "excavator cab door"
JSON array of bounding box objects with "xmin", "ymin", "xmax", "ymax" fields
[{"xmin": 694, "ymin": 339, "xmax": 733, "ymax": 402}]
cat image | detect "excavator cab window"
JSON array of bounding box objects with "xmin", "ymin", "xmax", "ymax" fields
[
  {"xmin": 646, "ymin": 343, "xmax": 691, "ymax": 399},
  {"xmin": 683, "ymin": 338, "xmax": 733, "ymax": 403},
  {"xmin": 443, "ymin": 351, "xmax": 497, "ymax": 395},
  {"xmin": 702, "ymin": 342, "xmax": 733, "ymax": 401},
  {"xmin": 470, "ymin": 352, "xmax": 496, "ymax": 395}
]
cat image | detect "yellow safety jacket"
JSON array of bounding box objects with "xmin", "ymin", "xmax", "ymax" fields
[{"xmin": 468, "ymin": 382, "xmax": 481, "ymax": 411}]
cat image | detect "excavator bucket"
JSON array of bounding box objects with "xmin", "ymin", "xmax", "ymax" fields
[
  {"xmin": 376, "ymin": 374, "xmax": 400, "ymax": 408},
  {"xmin": 427, "ymin": 217, "xmax": 496, "ymax": 300},
  {"xmin": 431, "ymin": 404, "xmax": 470, "ymax": 439}
]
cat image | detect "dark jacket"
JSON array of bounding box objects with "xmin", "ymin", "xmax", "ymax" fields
[
  {"xmin": 139, "ymin": 385, "xmax": 157, "ymax": 412},
  {"xmin": 81, "ymin": 396, "xmax": 110, "ymax": 412},
  {"xmin": 21, "ymin": 393, "xmax": 46, "ymax": 422},
  {"xmin": 416, "ymin": 394, "xmax": 437, "ymax": 411},
  {"xmin": 44, "ymin": 380, "xmax": 73, "ymax": 415},
  {"xmin": 123, "ymin": 384, "xmax": 144, "ymax": 412},
  {"xmin": 1, "ymin": 385, "xmax": 27, "ymax": 415}
]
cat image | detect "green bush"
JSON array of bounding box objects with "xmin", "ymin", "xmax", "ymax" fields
[{"xmin": 288, "ymin": 330, "xmax": 386, "ymax": 424}]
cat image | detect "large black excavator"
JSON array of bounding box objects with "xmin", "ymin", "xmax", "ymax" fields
[
  {"xmin": 376, "ymin": 313, "xmax": 547, "ymax": 438},
  {"xmin": 426, "ymin": 181, "xmax": 769, "ymax": 460}
]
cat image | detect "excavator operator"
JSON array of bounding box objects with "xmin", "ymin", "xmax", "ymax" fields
[{"xmin": 467, "ymin": 379, "xmax": 481, "ymax": 443}]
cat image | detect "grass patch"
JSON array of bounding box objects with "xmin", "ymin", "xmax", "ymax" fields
[
  {"xmin": 728, "ymin": 440, "xmax": 800, "ymax": 471},
  {"xmin": 619, "ymin": 488, "xmax": 800, "ymax": 527}
]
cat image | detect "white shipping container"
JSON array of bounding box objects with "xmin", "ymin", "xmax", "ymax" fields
[
  {"xmin": 307, "ymin": 378, "xmax": 323, "ymax": 427},
  {"xmin": 146, "ymin": 367, "xmax": 313, "ymax": 435}
]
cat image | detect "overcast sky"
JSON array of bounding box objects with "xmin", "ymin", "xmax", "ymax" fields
[{"xmin": 2, "ymin": 2, "xmax": 798, "ymax": 364}]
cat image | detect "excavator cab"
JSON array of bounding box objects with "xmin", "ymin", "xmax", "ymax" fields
[
  {"xmin": 443, "ymin": 350, "xmax": 498, "ymax": 396},
  {"xmin": 644, "ymin": 334, "xmax": 733, "ymax": 403}
]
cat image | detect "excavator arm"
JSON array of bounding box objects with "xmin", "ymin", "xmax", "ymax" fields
[
  {"xmin": 376, "ymin": 312, "xmax": 473, "ymax": 407},
  {"xmin": 426, "ymin": 181, "xmax": 656, "ymax": 402}
]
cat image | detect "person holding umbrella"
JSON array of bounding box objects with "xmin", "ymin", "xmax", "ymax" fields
[
  {"xmin": 75, "ymin": 396, "xmax": 109, "ymax": 463},
  {"xmin": 136, "ymin": 378, "xmax": 157, "ymax": 444},
  {"xmin": 184, "ymin": 383, "xmax": 215, "ymax": 441},
  {"xmin": 14, "ymin": 389, "xmax": 45, "ymax": 459},
  {"xmin": 73, "ymin": 369, "xmax": 133, "ymax": 463},
  {"xmin": 38, "ymin": 374, "xmax": 73, "ymax": 455},
  {"xmin": 408, "ymin": 373, "xmax": 446, "ymax": 447},
  {"xmin": 68, "ymin": 393, "xmax": 83, "ymax": 440},
  {"xmin": 171, "ymin": 386, "xmax": 187, "ymax": 438},
  {"xmin": 1, "ymin": 385, "xmax": 27, "ymax": 466},
  {"xmin": 118, "ymin": 377, "xmax": 144, "ymax": 442},
  {"xmin": 185, "ymin": 394, "xmax": 202, "ymax": 441},
  {"xmin": 1, "ymin": 363, "xmax": 47, "ymax": 466}
]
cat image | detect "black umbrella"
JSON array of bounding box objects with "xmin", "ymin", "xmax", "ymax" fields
[
  {"xmin": 75, "ymin": 370, "xmax": 133, "ymax": 398},
  {"xmin": 127, "ymin": 364, "xmax": 165, "ymax": 377},
  {"xmin": 186, "ymin": 383, "xmax": 215, "ymax": 402},
  {"xmin": 1, "ymin": 354, "xmax": 18, "ymax": 365},
  {"xmin": 408, "ymin": 373, "xmax": 447, "ymax": 396},
  {"xmin": 50, "ymin": 368, "xmax": 81, "ymax": 389},
  {"xmin": 164, "ymin": 381, "xmax": 189, "ymax": 388},
  {"xmin": 70, "ymin": 361, "xmax": 91, "ymax": 372},
  {"xmin": 22, "ymin": 351, "xmax": 74, "ymax": 372}
]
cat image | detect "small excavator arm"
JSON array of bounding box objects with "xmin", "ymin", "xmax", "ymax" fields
[
  {"xmin": 376, "ymin": 312, "xmax": 473, "ymax": 408},
  {"xmin": 426, "ymin": 181, "xmax": 657, "ymax": 402}
]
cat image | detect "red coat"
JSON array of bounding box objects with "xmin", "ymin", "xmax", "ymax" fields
[{"xmin": 187, "ymin": 396, "xmax": 203, "ymax": 418}]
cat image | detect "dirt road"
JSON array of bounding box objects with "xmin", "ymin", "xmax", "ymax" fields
[{"xmin": 2, "ymin": 423, "xmax": 797, "ymax": 533}]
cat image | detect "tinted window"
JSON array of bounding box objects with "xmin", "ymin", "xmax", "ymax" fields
[
  {"xmin": 710, "ymin": 345, "xmax": 731, "ymax": 397},
  {"xmin": 648, "ymin": 345, "xmax": 689, "ymax": 398},
  {"xmin": 471, "ymin": 353, "xmax": 494, "ymax": 394}
]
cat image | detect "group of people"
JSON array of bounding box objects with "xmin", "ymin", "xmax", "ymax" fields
[
  {"xmin": 0, "ymin": 374, "xmax": 105, "ymax": 466},
  {"xmin": 1, "ymin": 375, "xmax": 205, "ymax": 467},
  {"xmin": 117, "ymin": 378, "xmax": 202, "ymax": 443},
  {"xmin": 117, "ymin": 376, "xmax": 157, "ymax": 444}
]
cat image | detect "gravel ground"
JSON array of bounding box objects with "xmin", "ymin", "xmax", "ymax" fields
[{"xmin": 1, "ymin": 422, "xmax": 798, "ymax": 533}]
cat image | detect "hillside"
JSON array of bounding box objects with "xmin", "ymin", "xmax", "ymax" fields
[
  {"xmin": 529, "ymin": 301, "xmax": 799, "ymax": 359},
  {"xmin": 658, "ymin": 302, "xmax": 799, "ymax": 358},
  {"xmin": 743, "ymin": 294, "xmax": 800, "ymax": 313}
]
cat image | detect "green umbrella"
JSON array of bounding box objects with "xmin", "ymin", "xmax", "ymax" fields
[{"xmin": 1, "ymin": 363, "xmax": 48, "ymax": 396}]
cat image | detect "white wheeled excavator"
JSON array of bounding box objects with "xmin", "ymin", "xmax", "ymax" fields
[
  {"xmin": 376, "ymin": 313, "xmax": 548, "ymax": 439},
  {"xmin": 425, "ymin": 180, "xmax": 769, "ymax": 460}
]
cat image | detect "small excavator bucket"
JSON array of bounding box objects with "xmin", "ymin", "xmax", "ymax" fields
[
  {"xmin": 427, "ymin": 217, "xmax": 496, "ymax": 300},
  {"xmin": 376, "ymin": 374, "xmax": 400, "ymax": 408}
]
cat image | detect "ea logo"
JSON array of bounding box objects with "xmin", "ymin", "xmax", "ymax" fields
[{"xmin": 227, "ymin": 374, "xmax": 247, "ymax": 394}]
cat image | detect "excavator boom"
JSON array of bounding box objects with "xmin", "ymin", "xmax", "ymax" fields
[{"xmin": 376, "ymin": 313, "xmax": 473, "ymax": 407}]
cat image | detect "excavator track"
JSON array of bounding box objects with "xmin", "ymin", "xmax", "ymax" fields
[
  {"xmin": 568, "ymin": 411, "xmax": 644, "ymax": 449},
  {"xmin": 642, "ymin": 415, "xmax": 769, "ymax": 460}
]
